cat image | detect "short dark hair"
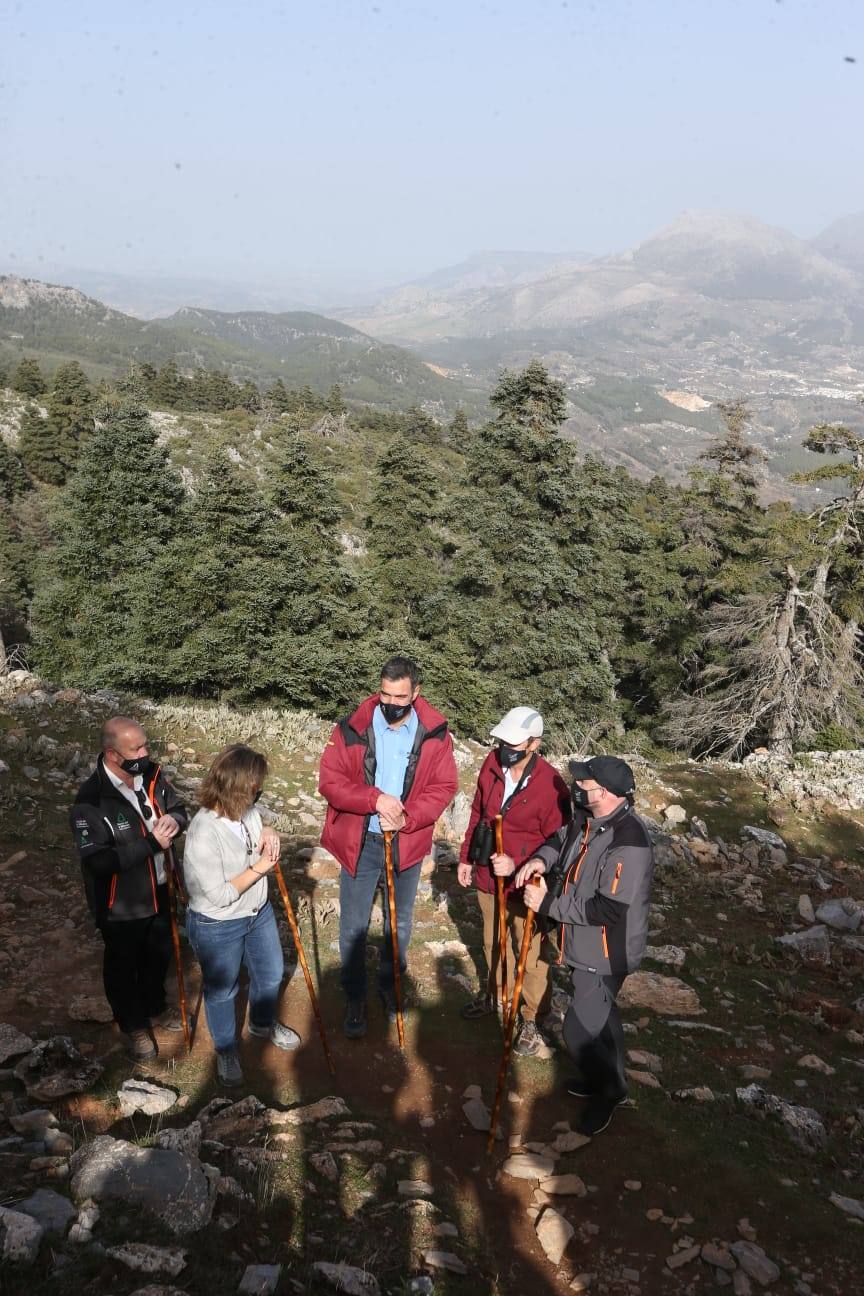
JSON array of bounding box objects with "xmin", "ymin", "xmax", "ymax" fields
[{"xmin": 380, "ymin": 655, "xmax": 420, "ymax": 688}]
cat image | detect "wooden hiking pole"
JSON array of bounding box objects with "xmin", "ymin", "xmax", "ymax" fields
[
  {"xmin": 382, "ymin": 830, "xmax": 405, "ymax": 1049},
  {"xmin": 494, "ymin": 814, "xmax": 509, "ymax": 1020},
  {"xmin": 272, "ymin": 861, "xmax": 336, "ymax": 1075},
  {"xmin": 163, "ymin": 846, "xmax": 191, "ymax": 1053},
  {"xmin": 487, "ymin": 873, "xmax": 541, "ymax": 1154}
]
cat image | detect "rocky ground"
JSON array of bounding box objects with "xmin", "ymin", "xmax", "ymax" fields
[{"xmin": 0, "ymin": 672, "xmax": 863, "ymax": 1296}]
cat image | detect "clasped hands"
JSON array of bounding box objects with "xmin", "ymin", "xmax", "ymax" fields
[
  {"xmin": 150, "ymin": 814, "xmax": 180, "ymax": 850},
  {"xmin": 376, "ymin": 792, "xmax": 406, "ymax": 833}
]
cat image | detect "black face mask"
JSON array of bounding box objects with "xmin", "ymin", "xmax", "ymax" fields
[
  {"xmin": 498, "ymin": 742, "xmax": 528, "ymax": 769},
  {"xmin": 120, "ymin": 755, "xmax": 147, "ymax": 776},
  {"xmin": 380, "ymin": 700, "xmax": 412, "ymax": 725},
  {"xmin": 571, "ymin": 782, "xmax": 590, "ymax": 810}
]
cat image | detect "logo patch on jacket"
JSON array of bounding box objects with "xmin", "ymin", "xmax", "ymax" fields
[{"xmin": 116, "ymin": 812, "xmax": 132, "ymax": 831}]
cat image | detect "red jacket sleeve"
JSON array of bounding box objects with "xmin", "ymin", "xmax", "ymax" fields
[
  {"xmin": 402, "ymin": 732, "xmax": 459, "ymax": 833},
  {"xmin": 459, "ymin": 769, "xmax": 486, "ymax": 864},
  {"xmin": 318, "ymin": 725, "xmax": 380, "ymax": 816}
]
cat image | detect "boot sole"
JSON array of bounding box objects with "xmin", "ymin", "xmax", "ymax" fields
[{"xmin": 577, "ymin": 1096, "xmax": 627, "ymax": 1137}]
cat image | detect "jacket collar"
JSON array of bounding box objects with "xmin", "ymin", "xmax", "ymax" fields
[{"xmin": 347, "ymin": 693, "xmax": 449, "ymax": 738}]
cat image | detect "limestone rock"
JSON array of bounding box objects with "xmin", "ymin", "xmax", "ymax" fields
[
  {"xmin": 775, "ymin": 926, "xmax": 830, "ymax": 962},
  {"xmin": 535, "ymin": 1207, "xmax": 574, "ymax": 1265},
  {"xmin": 667, "ymin": 1244, "xmax": 701, "ymax": 1269},
  {"xmin": 730, "ymin": 1240, "xmax": 780, "ymax": 1286},
  {"xmin": 398, "ymin": 1179, "xmax": 434, "ymax": 1199},
  {"xmin": 741, "ymin": 826, "xmax": 785, "ymax": 850},
  {"xmin": 422, "ymin": 1250, "xmax": 468, "ymax": 1274},
  {"xmin": 463, "ymin": 1097, "xmax": 491, "ymax": 1131},
  {"xmin": 118, "ymin": 1079, "xmax": 178, "ymax": 1118},
  {"xmin": 702, "ymin": 1241, "xmax": 737, "ymax": 1271},
  {"xmin": 310, "ymin": 1151, "xmax": 339, "ymax": 1182},
  {"xmin": 618, "ymin": 971, "xmax": 703, "ymax": 1016},
  {"xmin": 502, "ymin": 1152, "xmax": 556, "ymax": 1180},
  {"xmin": 797, "ymin": 895, "xmax": 815, "ymax": 923},
  {"xmin": 312, "ymin": 1261, "xmax": 380, "ymax": 1294},
  {"xmin": 0, "ymin": 1206, "xmax": 44, "ymax": 1263},
  {"xmin": 815, "ymin": 896, "xmax": 863, "ymax": 932},
  {"xmin": 550, "ymin": 1130, "xmax": 591, "ymax": 1153},
  {"xmin": 627, "ymin": 1048, "xmax": 662, "ymax": 1073},
  {"xmin": 673, "ymin": 1086, "xmax": 715, "ymax": 1102},
  {"xmin": 735, "ymin": 1086, "xmax": 826, "ymax": 1151},
  {"xmin": 797, "ymin": 1054, "xmax": 834, "ymax": 1076},
  {"xmin": 9, "ymin": 1108, "xmax": 58, "ymax": 1134},
  {"xmin": 68, "ymin": 994, "xmax": 114, "ymax": 1024},
  {"xmin": 644, "ymin": 944, "xmax": 686, "ymax": 969},
  {"xmin": 829, "ymin": 1192, "xmax": 864, "ymax": 1222},
  {"xmin": 238, "ymin": 1263, "xmax": 282, "ymax": 1294},
  {"xmin": 626, "ymin": 1068, "xmax": 662, "ymax": 1089},
  {"xmin": 539, "ymin": 1174, "xmax": 587, "ymax": 1197},
  {"xmin": 14, "ymin": 1188, "xmax": 75, "ymax": 1236},
  {"xmin": 0, "ymin": 1022, "xmax": 35, "ymax": 1064},
  {"xmin": 662, "ymin": 804, "xmax": 687, "ymax": 826},
  {"xmin": 106, "ymin": 1244, "xmax": 187, "ymax": 1276},
  {"xmin": 269, "ymin": 1096, "xmax": 349, "ymax": 1126},
  {"xmin": 154, "ymin": 1122, "xmax": 203, "ymax": 1157},
  {"xmin": 13, "ymin": 1035, "xmax": 103, "ymax": 1100},
  {"xmin": 70, "ymin": 1135, "xmax": 216, "ymax": 1234}
]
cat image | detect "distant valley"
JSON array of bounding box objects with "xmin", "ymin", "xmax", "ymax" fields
[{"xmin": 3, "ymin": 210, "xmax": 864, "ymax": 496}]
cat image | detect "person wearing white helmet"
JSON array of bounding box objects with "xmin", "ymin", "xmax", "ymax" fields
[{"xmin": 457, "ymin": 706, "xmax": 571, "ymax": 1056}]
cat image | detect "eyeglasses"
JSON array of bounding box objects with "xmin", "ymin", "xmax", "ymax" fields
[{"xmin": 135, "ymin": 790, "xmax": 153, "ymax": 820}]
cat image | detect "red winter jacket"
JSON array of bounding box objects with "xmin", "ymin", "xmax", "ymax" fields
[
  {"xmin": 459, "ymin": 751, "xmax": 571, "ymax": 896},
  {"xmin": 319, "ymin": 695, "xmax": 459, "ymax": 876}
]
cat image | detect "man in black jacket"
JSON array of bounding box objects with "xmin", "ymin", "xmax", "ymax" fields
[{"xmin": 70, "ymin": 716, "xmax": 189, "ymax": 1059}]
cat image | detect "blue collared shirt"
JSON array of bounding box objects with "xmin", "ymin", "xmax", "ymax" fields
[{"xmin": 368, "ymin": 704, "xmax": 418, "ymax": 833}]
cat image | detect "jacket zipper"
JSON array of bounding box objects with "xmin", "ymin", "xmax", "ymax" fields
[
  {"xmin": 602, "ymin": 926, "xmax": 609, "ymax": 959},
  {"xmin": 557, "ymin": 821, "xmax": 591, "ymax": 965}
]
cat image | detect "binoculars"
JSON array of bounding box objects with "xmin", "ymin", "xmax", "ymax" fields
[{"xmin": 468, "ymin": 819, "xmax": 495, "ymax": 867}]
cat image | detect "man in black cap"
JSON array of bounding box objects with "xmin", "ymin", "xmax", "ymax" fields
[{"xmin": 516, "ymin": 756, "xmax": 653, "ymax": 1136}]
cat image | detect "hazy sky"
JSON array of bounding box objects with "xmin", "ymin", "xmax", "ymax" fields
[{"xmin": 1, "ymin": 0, "xmax": 862, "ymax": 288}]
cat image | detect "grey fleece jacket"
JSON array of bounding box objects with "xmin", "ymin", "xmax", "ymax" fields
[{"xmin": 535, "ymin": 802, "xmax": 653, "ymax": 977}]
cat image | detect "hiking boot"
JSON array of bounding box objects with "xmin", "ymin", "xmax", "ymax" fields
[
  {"xmin": 565, "ymin": 1074, "xmax": 594, "ymax": 1098},
  {"xmin": 512, "ymin": 1020, "xmax": 544, "ymax": 1057},
  {"xmin": 248, "ymin": 1021, "xmax": 301, "ymax": 1051},
  {"xmin": 344, "ymin": 999, "xmax": 367, "ymax": 1039},
  {"xmin": 150, "ymin": 1007, "xmax": 184, "ymax": 1032},
  {"xmin": 216, "ymin": 1050, "xmax": 244, "ymax": 1087},
  {"xmin": 125, "ymin": 1029, "xmax": 157, "ymax": 1061},
  {"xmin": 460, "ymin": 993, "xmax": 496, "ymax": 1020},
  {"xmin": 576, "ymin": 1089, "xmax": 628, "ymax": 1137}
]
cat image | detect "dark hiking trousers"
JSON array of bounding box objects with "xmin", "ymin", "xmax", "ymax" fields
[
  {"xmin": 97, "ymin": 883, "xmax": 172, "ymax": 1032},
  {"xmin": 561, "ymin": 968, "xmax": 627, "ymax": 1096}
]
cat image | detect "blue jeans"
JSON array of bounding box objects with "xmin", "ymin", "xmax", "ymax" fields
[
  {"xmin": 187, "ymin": 902, "xmax": 284, "ymax": 1053},
  {"xmin": 339, "ymin": 836, "xmax": 421, "ymax": 1001}
]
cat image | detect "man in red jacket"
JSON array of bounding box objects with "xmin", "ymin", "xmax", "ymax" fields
[
  {"xmin": 457, "ymin": 706, "xmax": 571, "ymax": 1057},
  {"xmin": 319, "ymin": 656, "xmax": 458, "ymax": 1038}
]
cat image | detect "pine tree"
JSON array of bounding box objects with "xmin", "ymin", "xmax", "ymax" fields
[
  {"xmin": 11, "ymin": 358, "xmax": 47, "ymax": 397},
  {"xmin": 237, "ymin": 380, "xmax": 261, "ymax": 413},
  {"xmin": 448, "ymin": 407, "xmax": 470, "ymax": 445},
  {"xmin": 151, "ymin": 360, "xmax": 188, "ymax": 409},
  {"xmin": 441, "ymin": 361, "xmax": 620, "ymax": 738},
  {"xmin": 42, "ymin": 361, "xmax": 94, "ymax": 480},
  {"xmin": 18, "ymin": 403, "xmax": 74, "ymax": 486},
  {"xmin": 30, "ymin": 396, "xmax": 188, "ymax": 691},
  {"xmin": 265, "ymin": 379, "xmax": 291, "ymax": 413},
  {"xmin": 0, "ymin": 438, "xmax": 31, "ymax": 501}
]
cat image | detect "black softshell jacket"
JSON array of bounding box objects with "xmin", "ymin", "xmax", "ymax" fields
[{"xmin": 70, "ymin": 757, "xmax": 188, "ymax": 922}]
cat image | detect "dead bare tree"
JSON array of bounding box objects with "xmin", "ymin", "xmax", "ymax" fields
[{"xmin": 662, "ymin": 416, "xmax": 864, "ymax": 757}]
